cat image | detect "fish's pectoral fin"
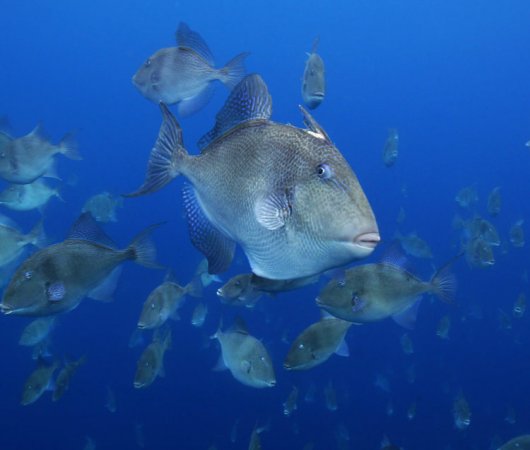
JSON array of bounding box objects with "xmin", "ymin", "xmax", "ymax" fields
[
  {"xmin": 240, "ymin": 359, "xmax": 251, "ymax": 374},
  {"xmin": 392, "ymin": 297, "xmax": 422, "ymax": 330},
  {"xmin": 177, "ymin": 84, "xmax": 215, "ymax": 117},
  {"xmin": 182, "ymin": 184, "xmax": 235, "ymax": 274},
  {"xmin": 254, "ymin": 190, "xmax": 293, "ymax": 231}
]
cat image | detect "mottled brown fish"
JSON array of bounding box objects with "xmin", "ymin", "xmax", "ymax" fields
[
  {"xmin": 133, "ymin": 22, "xmax": 248, "ymax": 116},
  {"xmin": 301, "ymin": 37, "xmax": 326, "ymax": 110},
  {"xmin": 52, "ymin": 355, "xmax": 86, "ymax": 401},
  {"xmin": 134, "ymin": 328, "xmax": 171, "ymax": 389},
  {"xmin": 21, "ymin": 360, "xmax": 59, "ymax": 405},
  {"xmin": 126, "ymin": 74, "xmax": 379, "ymax": 280}
]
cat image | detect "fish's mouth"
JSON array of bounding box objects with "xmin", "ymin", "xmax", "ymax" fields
[
  {"xmin": 133, "ymin": 381, "xmax": 144, "ymax": 389},
  {"xmin": 353, "ymin": 232, "xmax": 381, "ymax": 249},
  {"xmin": 268, "ymin": 380, "xmax": 277, "ymax": 387},
  {"xmin": 137, "ymin": 323, "xmax": 146, "ymax": 330},
  {"xmin": 0, "ymin": 303, "xmax": 13, "ymax": 315},
  {"xmin": 312, "ymin": 92, "xmax": 325, "ymax": 98},
  {"xmin": 216, "ymin": 288, "xmax": 224, "ymax": 297}
]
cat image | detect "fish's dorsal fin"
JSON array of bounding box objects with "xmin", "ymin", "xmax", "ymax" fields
[
  {"xmin": 197, "ymin": 74, "xmax": 272, "ymax": 151},
  {"xmin": 311, "ymin": 36, "xmax": 320, "ymax": 54},
  {"xmin": 175, "ymin": 22, "xmax": 214, "ymax": 65},
  {"xmin": 232, "ymin": 316, "xmax": 249, "ymax": 335},
  {"xmin": 66, "ymin": 212, "xmax": 117, "ymax": 248},
  {"xmin": 299, "ymin": 106, "xmax": 331, "ymax": 143},
  {"xmin": 30, "ymin": 123, "xmax": 50, "ymax": 141}
]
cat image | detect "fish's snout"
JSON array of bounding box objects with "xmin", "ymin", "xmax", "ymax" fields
[
  {"xmin": 0, "ymin": 303, "xmax": 12, "ymax": 314},
  {"xmin": 354, "ymin": 232, "xmax": 381, "ymax": 249},
  {"xmin": 216, "ymin": 288, "xmax": 224, "ymax": 297},
  {"xmin": 268, "ymin": 380, "xmax": 277, "ymax": 387}
]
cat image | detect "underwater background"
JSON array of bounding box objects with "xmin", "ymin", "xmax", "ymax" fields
[{"xmin": 1, "ymin": 0, "xmax": 530, "ymax": 449}]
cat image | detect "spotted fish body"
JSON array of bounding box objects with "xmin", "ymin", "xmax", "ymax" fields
[{"xmin": 127, "ymin": 74, "xmax": 379, "ymax": 280}]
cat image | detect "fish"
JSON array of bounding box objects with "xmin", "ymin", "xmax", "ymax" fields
[
  {"xmin": 283, "ymin": 386, "xmax": 299, "ymax": 416},
  {"xmin": 21, "ymin": 359, "xmax": 59, "ymax": 405},
  {"xmin": 382, "ymin": 129, "xmax": 399, "ymax": 167},
  {"xmin": 19, "ymin": 316, "xmax": 56, "ymax": 346},
  {"xmin": 436, "ymin": 315, "xmax": 451, "ymax": 339},
  {"xmin": 82, "ymin": 191, "xmax": 123, "ymax": 223},
  {"xmin": 0, "ymin": 125, "xmax": 80, "ymax": 184},
  {"xmin": 400, "ymin": 333, "xmax": 414, "ymax": 355},
  {"xmin": 465, "ymin": 237, "xmax": 495, "ymax": 268},
  {"xmin": 380, "ymin": 435, "xmax": 401, "ymax": 450},
  {"xmin": 247, "ymin": 423, "xmax": 267, "ymax": 450},
  {"xmin": 304, "ymin": 382, "xmax": 316, "ymax": 403},
  {"xmin": 0, "ymin": 179, "xmax": 62, "ymax": 212},
  {"xmin": 84, "ymin": 436, "xmax": 96, "ymax": 450},
  {"xmin": 125, "ymin": 74, "xmax": 379, "ymax": 280},
  {"xmin": 455, "ymin": 184, "xmax": 478, "ymax": 208},
  {"xmin": 52, "ymin": 355, "xmax": 86, "ymax": 401},
  {"xmin": 0, "ymin": 212, "xmax": 160, "ymax": 317},
  {"xmin": 316, "ymin": 258, "xmax": 456, "ymax": 327},
  {"xmin": 509, "ymin": 219, "xmax": 525, "ymax": 247},
  {"xmin": 135, "ymin": 422, "xmax": 146, "ymax": 448},
  {"xmin": 134, "ymin": 328, "xmax": 172, "ymax": 389},
  {"xmin": 498, "ymin": 435, "xmax": 530, "ymax": 450},
  {"xmin": 105, "ymin": 385, "xmax": 117, "ymax": 413},
  {"xmin": 453, "ymin": 391, "xmax": 471, "ymax": 430},
  {"xmin": 324, "ymin": 380, "xmax": 338, "ymax": 411},
  {"xmin": 137, "ymin": 271, "xmax": 201, "ymax": 329},
  {"xmin": 505, "ymin": 405, "xmax": 516, "ymax": 424},
  {"xmin": 513, "ymin": 293, "xmax": 526, "ymax": 318},
  {"xmin": 394, "ymin": 231, "xmax": 433, "ymax": 259},
  {"xmin": 406, "ymin": 401, "xmax": 416, "ymax": 420},
  {"xmin": 194, "ymin": 258, "xmax": 222, "ymax": 288},
  {"xmin": 191, "ymin": 301, "xmax": 208, "ymax": 327},
  {"xmin": 284, "ymin": 315, "xmax": 352, "ymax": 370},
  {"xmin": 230, "ymin": 418, "xmax": 240, "ymax": 444},
  {"xmin": 0, "ymin": 215, "xmax": 45, "ymax": 268},
  {"xmin": 211, "ymin": 317, "xmax": 276, "ymax": 388},
  {"xmin": 487, "ymin": 186, "xmax": 501, "ymax": 216},
  {"xmin": 132, "ymin": 22, "xmax": 248, "ymax": 116},
  {"xmin": 464, "ymin": 216, "xmax": 500, "ymax": 246},
  {"xmin": 301, "ymin": 37, "xmax": 326, "ymax": 110},
  {"xmin": 217, "ymin": 273, "xmax": 319, "ymax": 307}
]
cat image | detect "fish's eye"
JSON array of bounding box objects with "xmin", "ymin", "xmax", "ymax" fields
[
  {"xmin": 144, "ymin": 58, "xmax": 151, "ymax": 67},
  {"xmin": 298, "ymin": 343, "xmax": 305, "ymax": 350},
  {"xmin": 150, "ymin": 303, "xmax": 155, "ymax": 309},
  {"xmin": 316, "ymin": 163, "xmax": 332, "ymax": 180},
  {"xmin": 260, "ymin": 356, "xmax": 265, "ymax": 362},
  {"xmin": 24, "ymin": 271, "xmax": 33, "ymax": 280},
  {"xmin": 234, "ymin": 280, "xmax": 241, "ymax": 287}
]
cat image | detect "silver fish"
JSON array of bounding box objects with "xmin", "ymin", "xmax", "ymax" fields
[
  {"xmin": 126, "ymin": 74, "xmax": 379, "ymax": 280},
  {"xmin": 21, "ymin": 360, "xmax": 59, "ymax": 405},
  {"xmin": 0, "ymin": 179, "xmax": 62, "ymax": 212},
  {"xmin": 301, "ymin": 37, "xmax": 325, "ymax": 110},
  {"xmin": 134, "ymin": 328, "xmax": 171, "ymax": 389},
  {"xmin": 82, "ymin": 191, "xmax": 122, "ymax": 223},
  {"xmin": 382, "ymin": 129, "xmax": 399, "ymax": 167},
  {"xmin": 0, "ymin": 215, "xmax": 45, "ymax": 268},
  {"xmin": 132, "ymin": 22, "xmax": 248, "ymax": 116}
]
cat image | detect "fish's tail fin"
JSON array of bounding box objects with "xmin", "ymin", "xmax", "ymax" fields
[
  {"xmin": 185, "ymin": 275, "xmax": 204, "ymax": 298},
  {"xmin": 127, "ymin": 223, "xmax": 164, "ymax": 269},
  {"xmin": 123, "ymin": 103, "xmax": 186, "ymax": 197},
  {"xmin": 59, "ymin": 132, "xmax": 82, "ymax": 160},
  {"xmin": 26, "ymin": 220, "xmax": 46, "ymax": 248},
  {"xmin": 430, "ymin": 256, "xmax": 461, "ymax": 303},
  {"xmin": 218, "ymin": 52, "xmax": 250, "ymax": 90}
]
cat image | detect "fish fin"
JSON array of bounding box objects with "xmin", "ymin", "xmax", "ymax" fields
[
  {"xmin": 26, "ymin": 220, "xmax": 46, "ymax": 248},
  {"xmin": 392, "ymin": 298, "xmax": 422, "ymax": 330},
  {"xmin": 182, "ymin": 184, "xmax": 235, "ymax": 274},
  {"xmin": 175, "ymin": 22, "xmax": 214, "ymax": 65},
  {"xmin": 213, "ymin": 355, "xmax": 228, "ymax": 371},
  {"xmin": 177, "ymin": 83, "xmax": 215, "ymax": 117},
  {"xmin": 127, "ymin": 223, "xmax": 163, "ymax": 269},
  {"xmin": 59, "ymin": 132, "xmax": 81, "ymax": 160},
  {"xmin": 254, "ymin": 191, "xmax": 292, "ymax": 230},
  {"xmin": 232, "ymin": 316, "xmax": 249, "ymax": 334},
  {"xmin": 381, "ymin": 243, "xmax": 410, "ymax": 269},
  {"xmin": 240, "ymin": 359, "xmax": 251, "ymax": 373},
  {"xmin": 43, "ymin": 161, "xmax": 61, "ymax": 180},
  {"xmin": 218, "ymin": 52, "xmax": 250, "ymax": 90},
  {"xmin": 299, "ymin": 106, "xmax": 331, "ymax": 143},
  {"xmin": 334, "ymin": 338, "xmax": 349, "ymax": 357},
  {"xmin": 67, "ymin": 212, "xmax": 117, "ymax": 247},
  {"xmin": 88, "ymin": 266, "xmax": 122, "ymax": 302},
  {"xmin": 197, "ymin": 73, "xmax": 272, "ymax": 151},
  {"xmin": 30, "ymin": 123, "xmax": 50, "ymax": 141},
  {"xmin": 123, "ymin": 103, "xmax": 185, "ymax": 197},
  {"xmin": 311, "ymin": 36, "xmax": 320, "ymax": 53},
  {"xmin": 185, "ymin": 275, "xmax": 203, "ymax": 298},
  {"xmin": 430, "ymin": 258, "xmax": 459, "ymax": 304},
  {"xmin": 0, "ymin": 212, "xmax": 18, "ymax": 229}
]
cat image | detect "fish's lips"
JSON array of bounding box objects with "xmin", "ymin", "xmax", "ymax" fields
[
  {"xmin": 133, "ymin": 381, "xmax": 144, "ymax": 389},
  {"xmin": 0, "ymin": 303, "xmax": 13, "ymax": 314},
  {"xmin": 353, "ymin": 232, "xmax": 381, "ymax": 250}
]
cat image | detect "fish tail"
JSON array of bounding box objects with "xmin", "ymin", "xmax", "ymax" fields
[
  {"xmin": 26, "ymin": 220, "xmax": 46, "ymax": 248},
  {"xmin": 218, "ymin": 52, "xmax": 250, "ymax": 90},
  {"xmin": 59, "ymin": 132, "xmax": 82, "ymax": 160},
  {"xmin": 127, "ymin": 223, "xmax": 164, "ymax": 269},
  {"xmin": 430, "ymin": 258, "xmax": 459, "ymax": 303},
  {"xmin": 185, "ymin": 275, "xmax": 204, "ymax": 298},
  {"xmin": 123, "ymin": 103, "xmax": 186, "ymax": 197}
]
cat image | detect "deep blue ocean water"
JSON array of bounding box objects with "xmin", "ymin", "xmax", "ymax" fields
[{"xmin": 1, "ymin": 1, "xmax": 530, "ymax": 449}]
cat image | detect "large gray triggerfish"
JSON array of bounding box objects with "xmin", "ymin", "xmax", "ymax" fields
[
  {"xmin": 126, "ymin": 74, "xmax": 379, "ymax": 280},
  {"xmin": 132, "ymin": 22, "xmax": 248, "ymax": 117}
]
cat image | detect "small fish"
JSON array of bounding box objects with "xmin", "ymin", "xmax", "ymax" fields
[
  {"xmin": 400, "ymin": 333, "xmax": 414, "ymax": 355},
  {"xmin": 137, "ymin": 271, "xmax": 201, "ymax": 329},
  {"xmin": 374, "ymin": 373, "xmax": 390, "ymax": 393},
  {"xmin": 383, "ymin": 129, "xmax": 399, "ymax": 167},
  {"xmin": 135, "ymin": 422, "xmax": 145, "ymax": 448},
  {"xmin": 436, "ymin": 315, "xmax": 451, "ymax": 339},
  {"xmin": 505, "ymin": 405, "xmax": 516, "ymax": 425},
  {"xmin": 19, "ymin": 316, "xmax": 56, "ymax": 346},
  {"xmin": 487, "ymin": 186, "xmax": 501, "ymax": 216},
  {"xmin": 82, "ymin": 191, "xmax": 123, "ymax": 223},
  {"xmin": 513, "ymin": 293, "xmax": 526, "ymax": 318},
  {"xmin": 498, "ymin": 435, "xmax": 530, "ymax": 450},
  {"xmin": 283, "ymin": 386, "xmax": 299, "ymax": 416},
  {"xmin": 0, "ymin": 215, "xmax": 45, "ymax": 268},
  {"xmin": 394, "ymin": 231, "xmax": 433, "ymax": 259},
  {"xmin": 230, "ymin": 418, "xmax": 240, "ymax": 444},
  {"xmin": 84, "ymin": 436, "xmax": 96, "ymax": 450},
  {"xmin": 247, "ymin": 423, "xmax": 267, "ymax": 450},
  {"xmin": 324, "ymin": 380, "xmax": 338, "ymax": 411},
  {"xmin": 191, "ymin": 301, "xmax": 208, "ymax": 327},
  {"xmin": 125, "ymin": 74, "xmax": 379, "ymax": 280},
  {"xmin": 406, "ymin": 401, "xmax": 416, "ymax": 420},
  {"xmin": 1, "ymin": 213, "xmax": 160, "ymax": 316},
  {"xmin": 499, "ymin": 308, "xmax": 512, "ymax": 331},
  {"xmin": 509, "ymin": 220, "xmax": 525, "ymax": 247},
  {"xmin": 0, "ymin": 124, "xmax": 80, "ymax": 184},
  {"xmin": 465, "ymin": 216, "xmax": 500, "ymax": 246},
  {"xmin": 301, "ymin": 37, "xmax": 326, "ymax": 110},
  {"xmin": 453, "ymin": 391, "xmax": 471, "ymax": 430},
  {"xmin": 212, "ymin": 317, "xmax": 276, "ymax": 388},
  {"xmin": 132, "ymin": 22, "xmax": 248, "ymax": 116},
  {"xmin": 465, "ymin": 237, "xmax": 495, "ymax": 268},
  {"xmin": 134, "ymin": 328, "xmax": 171, "ymax": 389},
  {"xmin": 52, "ymin": 355, "xmax": 86, "ymax": 401},
  {"xmin": 284, "ymin": 315, "xmax": 352, "ymax": 370},
  {"xmin": 316, "ymin": 259, "xmax": 455, "ymax": 327},
  {"xmin": 105, "ymin": 385, "xmax": 117, "ymax": 413},
  {"xmin": 304, "ymin": 382, "xmax": 316, "ymax": 403},
  {"xmin": 386, "ymin": 400, "xmax": 394, "ymax": 416},
  {"xmin": 380, "ymin": 435, "xmax": 401, "ymax": 450},
  {"xmin": 455, "ymin": 185, "xmax": 478, "ymax": 208},
  {"xmin": 396, "ymin": 206, "xmax": 406, "ymax": 224},
  {"xmin": 0, "ymin": 179, "xmax": 62, "ymax": 212},
  {"xmin": 21, "ymin": 359, "xmax": 59, "ymax": 405}
]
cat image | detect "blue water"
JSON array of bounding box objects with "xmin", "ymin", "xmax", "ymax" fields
[{"xmin": 1, "ymin": 1, "xmax": 530, "ymax": 449}]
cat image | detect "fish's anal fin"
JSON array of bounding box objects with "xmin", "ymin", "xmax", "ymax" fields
[
  {"xmin": 177, "ymin": 84, "xmax": 215, "ymax": 117},
  {"xmin": 334, "ymin": 337, "xmax": 349, "ymax": 357},
  {"xmin": 182, "ymin": 184, "xmax": 235, "ymax": 274},
  {"xmin": 213, "ymin": 355, "xmax": 228, "ymax": 372},
  {"xmin": 88, "ymin": 266, "xmax": 122, "ymax": 302},
  {"xmin": 392, "ymin": 298, "xmax": 422, "ymax": 330}
]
